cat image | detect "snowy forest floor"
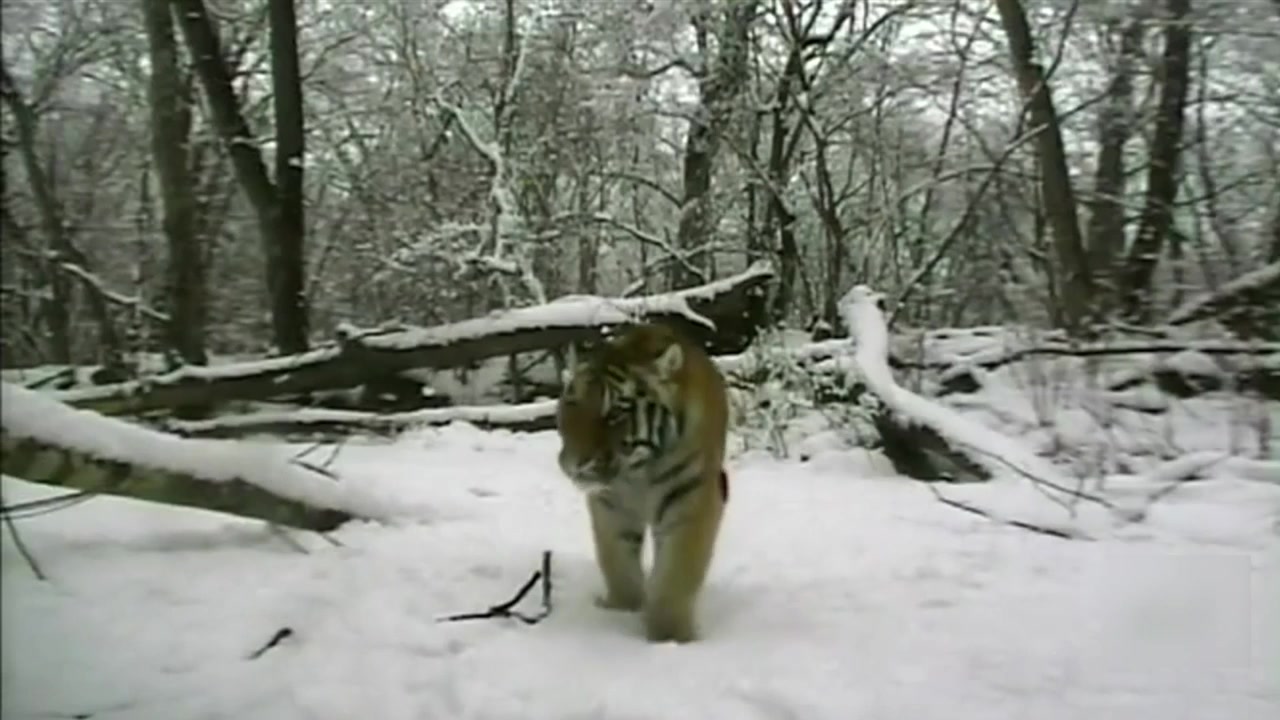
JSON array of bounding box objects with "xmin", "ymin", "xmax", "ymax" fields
[{"xmin": 3, "ymin": 420, "xmax": 1278, "ymax": 720}]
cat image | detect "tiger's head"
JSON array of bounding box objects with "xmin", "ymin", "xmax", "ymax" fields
[{"xmin": 555, "ymin": 324, "xmax": 688, "ymax": 493}]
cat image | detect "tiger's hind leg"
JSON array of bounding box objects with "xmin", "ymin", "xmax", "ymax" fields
[
  {"xmin": 587, "ymin": 493, "xmax": 646, "ymax": 612},
  {"xmin": 643, "ymin": 482, "xmax": 725, "ymax": 643}
]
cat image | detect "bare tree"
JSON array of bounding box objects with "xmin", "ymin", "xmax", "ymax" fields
[
  {"xmin": 1116, "ymin": 0, "xmax": 1193, "ymax": 321},
  {"xmin": 0, "ymin": 58, "xmax": 125, "ymax": 371},
  {"xmin": 993, "ymin": 0, "xmax": 1095, "ymax": 333},
  {"xmin": 2, "ymin": 0, "xmax": 1275, "ymax": 375},
  {"xmin": 671, "ymin": 0, "xmax": 758, "ymax": 289},
  {"xmin": 1085, "ymin": 4, "xmax": 1149, "ymax": 312},
  {"xmin": 170, "ymin": 0, "xmax": 309, "ymax": 353},
  {"xmin": 141, "ymin": 0, "xmax": 207, "ymax": 366}
]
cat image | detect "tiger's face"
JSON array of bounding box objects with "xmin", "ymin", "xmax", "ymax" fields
[{"xmin": 556, "ymin": 338, "xmax": 684, "ymax": 493}]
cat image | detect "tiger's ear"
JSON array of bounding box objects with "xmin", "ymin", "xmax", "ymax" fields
[{"xmin": 653, "ymin": 342, "xmax": 684, "ymax": 379}]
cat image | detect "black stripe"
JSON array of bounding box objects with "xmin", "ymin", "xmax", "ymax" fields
[
  {"xmin": 593, "ymin": 493, "xmax": 618, "ymax": 512},
  {"xmin": 627, "ymin": 402, "xmax": 650, "ymax": 449},
  {"xmin": 619, "ymin": 530, "xmax": 644, "ymax": 546},
  {"xmin": 654, "ymin": 477, "xmax": 701, "ymax": 526},
  {"xmin": 647, "ymin": 401, "xmax": 666, "ymax": 447},
  {"xmin": 604, "ymin": 366, "xmax": 630, "ymax": 388},
  {"xmin": 650, "ymin": 453, "xmax": 694, "ymax": 486}
]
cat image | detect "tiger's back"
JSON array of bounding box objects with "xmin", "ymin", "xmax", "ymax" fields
[{"xmin": 555, "ymin": 322, "xmax": 729, "ymax": 643}]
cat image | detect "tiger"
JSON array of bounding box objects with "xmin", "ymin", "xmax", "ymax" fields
[{"xmin": 554, "ymin": 322, "xmax": 730, "ymax": 643}]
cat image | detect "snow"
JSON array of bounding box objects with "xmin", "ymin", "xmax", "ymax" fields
[{"xmin": 4, "ymin": 420, "xmax": 1278, "ymax": 720}]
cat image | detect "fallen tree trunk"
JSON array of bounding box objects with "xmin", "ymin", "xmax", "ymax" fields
[
  {"xmin": 164, "ymin": 399, "xmax": 560, "ymax": 440},
  {"xmin": 723, "ymin": 332, "xmax": 1278, "ymax": 398},
  {"xmin": 55, "ymin": 262, "xmax": 775, "ymax": 417},
  {"xmin": 1166, "ymin": 259, "xmax": 1280, "ymax": 338},
  {"xmin": 838, "ymin": 287, "xmax": 1090, "ymax": 491},
  {"xmin": 1, "ymin": 382, "xmax": 397, "ymax": 531},
  {"xmin": 836, "ymin": 285, "xmax": 1119, "ymax": 539}
]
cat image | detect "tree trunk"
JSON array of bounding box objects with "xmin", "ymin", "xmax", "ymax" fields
[
  {"xmin": 267, "ymin": 0, "xmax": 309, "ymax": 352},
  {"xmin": 764, "ymin": 44, "xmax": 804, "ymax": 324},
  {"xmin": 142, "ymin": 0, "xmax": 208, "ymax": 367},
  {"xmin": 1086, "ymin": 9, "xmax": 1148, "ymax": 313},
  {"xmin": 1117, "ymin": 0, "xmax": 1193, "ymax": 322},
  {"xmin": 812, "ymin": 133, "xmax": 847, "ymax": 330},
  {"xmin": 994, "ymin": 0, "xmax": 1095, "ymax": 333},
  {"xmin": 170, "ymin": 0, "xmax": 309, "ymax": 353},
  {"xmin": 670, "ymin": 1, "xmax": 757, "ymax": 289}
]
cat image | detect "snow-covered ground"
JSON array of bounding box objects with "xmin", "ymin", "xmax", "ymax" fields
[{"xmin": 4, "ymin": 420, "xmax": 1278, "ymax": 720}]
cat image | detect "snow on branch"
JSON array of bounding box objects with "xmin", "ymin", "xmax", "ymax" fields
[
  {"xmin": 59, "ymin": 261, "xmax": 169, "ymax": 324},
  {"xmin": 590, "ymin": 213, "xmax": 709, "ymax": 287},
  {"xmin": 52, "ymin": 264, "xmax": 774, "ymax": 416},
  {"xmin": 350, "ymin": 260, "xmax": 773, "ymax": 349},
  {"xmin": 1166, "ymin": 260, "xmax": 1280, "ymax": 328},
  {"xmin": 839, "ymin": 286, "xmax": 1084, "ymax": 491},
  {"xmin": 165, "ymin": 399, "xmax": 559, "ymax": 440},
  {"xmin": 1, "ymin": 382, "xmax": 402, "ymax": 530},
  {"xmin": 838, "ymin": 286, "xmax": 1122, "ymax": 538},
  {"xmin": 434, "ymin": 89, "xmax": 544, "ymax": 304}
]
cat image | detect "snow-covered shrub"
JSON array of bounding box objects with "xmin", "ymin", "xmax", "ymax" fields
[{"xmin": 726, "ymin": 330, "xmax": 876, "ymax": 459}]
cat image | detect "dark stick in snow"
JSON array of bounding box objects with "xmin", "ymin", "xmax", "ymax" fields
[
  {"xmin": 439, "ymin": 551, "xmax": 553, "ymax": 625},
  {"xmin": 247, "ymin": 627, "xmax": 295, "ymax": 660},
  {"xmin": 926, "ymin": 485, "xmax": 1090, "ymax": 541},
  {"xmin": 1, "ymin": 490, "xmax": 48, "ymax": 580}
]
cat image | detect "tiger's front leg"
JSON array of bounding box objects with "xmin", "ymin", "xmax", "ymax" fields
[
  {"xmin": 643, "ymin": 478, "xmax": 725, "ymax": 643},
  {"xmin": 587, "ymin": 492, "xmax": 646, "ymax": 612}
]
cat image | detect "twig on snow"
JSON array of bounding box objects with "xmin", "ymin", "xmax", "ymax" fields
[
  {"xmin": 1, "ymin": 490, "xmax": 48, "ymax": 580},
  {"xmin": 439, "ymin": 551, "xmax": 553, "ymax": 625},
  {"xmin": 959, "ymin": 441, "xmax": 1117, "ymax": 513},
  {"xmin": 927, "ymin": 484, "xmax": 1091, "ymax": 541},
  {"xmin": 289, "ymin": 438, "xmax": 347, "ymax": 480},
  {"xmin": 1, "ymin": 489, "xmax": 97, "ymax": 519},
  {"xmin": 265, "ymin": 522, "xmax": 345, "ymax": 552},
  {"xmin": 247, "ymin": 627, "xmax": 294, "ymax": 660},
  {"xmin": 265, "ymin": 524, "xmax": 311, "ymax": 554}
]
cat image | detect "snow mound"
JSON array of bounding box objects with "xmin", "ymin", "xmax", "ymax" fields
[{"xmin": 4, "ymin": 422, "xmax": 1278, "ymax": 720}]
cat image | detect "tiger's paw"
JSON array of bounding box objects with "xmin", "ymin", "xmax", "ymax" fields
[{"xmin": 643, "ymin": 604, "xmax": 698, "ymax": 644}]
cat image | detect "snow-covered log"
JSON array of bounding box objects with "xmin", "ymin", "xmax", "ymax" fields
[
  {"xmin": 1166, "ymin": 260, "xmax": 1280, "ymax": 336},
  {"xmin": 164, "ymin": 400, "xmax": 559, "ymax": 440},
  {"xmin": 720, "ymin": 329, "xmax": 1278, "ymax": 403},
  {"xmin": 54, "ymin": 263, "xmax": 774, "ymax": 417},
  {"xmin": 838, "ymin": 286, "xmax": 1095, "ymax": 500},
  {"xmin": 1, "ymin": 382, "xmax": 398, "ymax": 531}
]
